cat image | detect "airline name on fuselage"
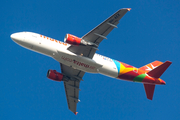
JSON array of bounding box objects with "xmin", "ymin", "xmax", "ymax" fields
[
  {"xmin": 40, "ymin": 35, "xmax": 69, "ymax": 46},
  {"xmin": 61, "ymin": 56, "xmax": 95, "ymax": 69}
]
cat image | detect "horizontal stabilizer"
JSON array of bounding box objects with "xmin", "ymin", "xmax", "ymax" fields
[
  {"xmin": 147, "ymin": 61, "xmax": 172, "ymax": 78},
  {"xmin": 144, "ymin": 84, "xmax": 155, "ymax": 100}
]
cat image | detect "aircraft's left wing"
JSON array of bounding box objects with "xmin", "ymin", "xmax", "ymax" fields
[
  {"xmin": 60, "ymin": 63, "xmax": 85, "ymax": 115},
  {"xmin": 68, "ymin": 8, "xmax": 131, "ymax": 58}
]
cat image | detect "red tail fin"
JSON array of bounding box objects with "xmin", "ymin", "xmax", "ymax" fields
[
  {"xmin": 147, "ymin": 61, "xmax": 172, "ymax": 78},
  {"xmin": 144, "ymin": 84, "xmax": 155, "ymax": 100},
  {"xmin": 139, "ymin": 61, "xmax": 163, "ymax": 73}
]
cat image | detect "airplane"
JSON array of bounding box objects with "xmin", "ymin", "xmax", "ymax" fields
[{"xmin": 11, "ymin": 8, "xmax": 172, "ymax": 115}]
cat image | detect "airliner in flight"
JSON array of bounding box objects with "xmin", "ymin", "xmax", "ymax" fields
[{"xmin": 11, "ymin": 8, "xmax": 171, "ymax": 115}]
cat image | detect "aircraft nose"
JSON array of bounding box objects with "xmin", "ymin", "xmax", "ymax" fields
[{"xmin": 10, "ymin": 32, "xmax": 24, "ymax": 42}]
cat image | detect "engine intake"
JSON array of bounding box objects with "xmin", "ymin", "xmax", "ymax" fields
[{"xmin": 47, "ymin": 70, "xmax": 63, "ymax": 82}]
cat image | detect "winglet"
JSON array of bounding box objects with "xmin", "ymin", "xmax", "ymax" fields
[
  {"xmin": 74, "ymin": 112, "xmax": 78, "ymax": 115},
  {"xmin": 127, "ymin": 8, "xmax": 131, "ymax": 11}
]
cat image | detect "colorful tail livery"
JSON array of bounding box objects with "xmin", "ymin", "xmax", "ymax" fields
[
  {"xmin": 115, "ymin": 60, "xmax": 172, "ymax": 100},
  {"xmin": 143, "ymin": 61, "xmax": 172, "ymax": 100},
  {"xmin": 139, "ymin": 61, "xmax": 163, "ymax": 73}
]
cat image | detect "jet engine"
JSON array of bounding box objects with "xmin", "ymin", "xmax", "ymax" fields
[
  {"xmin": 47, "ymin": 69, "xmax": 63, "ymax": 82},
  {"xmin": 64, "ymin": 34, "xmax": 98, "ymax": 47},
  {"xmin": 64, "ymin": 34, "xmax": 81, "ymax": 45}
]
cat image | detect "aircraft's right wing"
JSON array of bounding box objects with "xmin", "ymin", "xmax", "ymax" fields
[
  {"xmin": 60, "ymin": 63, "xmax": 85, "ymax": 115},
  {"xmin": 81, "ymin": 8, "xmax": 131, "ymax": 46},
  {"xmin": 67, "ymin": 8, "xmax": 131, "ymax": 58}
]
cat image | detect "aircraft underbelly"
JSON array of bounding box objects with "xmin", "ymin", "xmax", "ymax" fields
[
  {"xmin": 21, "ymin": 37, "xmax": 119, "ymax": 77},
  {"xmin": 22, "ymin": 35, "xmax": 119, "ymax": 77},
  {"xmin": 92, "ymin": 54, "xmax": 119, "ymax": 78},
  {"xmin": 53, "ymin": 50, "xmax": 102, "ymax": 73}
]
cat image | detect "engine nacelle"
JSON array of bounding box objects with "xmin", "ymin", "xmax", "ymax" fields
[
  {"xmin": 64, "ymin": 34, "xmax": 98, "ymax": 47},
  {"xmin": 64, "ymin": 34, "xmax": 82, "ymax": 45},
  {"xmin": 47, "ymin": 69, "xmax": 63, "ymax": 82}
]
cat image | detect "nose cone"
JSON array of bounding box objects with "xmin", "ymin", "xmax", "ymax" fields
[{"xmin": 10, "ymin": 32, "xmax": 24, "ymax": 43}]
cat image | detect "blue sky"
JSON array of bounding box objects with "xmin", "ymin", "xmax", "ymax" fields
[{"xmin": 1, "ymin": 0, "xmax": 180, "ymax": 119}]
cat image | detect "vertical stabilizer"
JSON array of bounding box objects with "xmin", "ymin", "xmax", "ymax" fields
[
  {"xmin": 139, "ymin": 61, "xmax": 163, "ymax": 73},
  {"xmin": 144, "ymin": 84, "xmax": 155, "ymax": 100}
]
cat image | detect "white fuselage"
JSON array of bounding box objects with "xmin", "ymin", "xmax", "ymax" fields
[{"xmin": 11, "ymin": 32, "xmax": 119, "ymax": 78}]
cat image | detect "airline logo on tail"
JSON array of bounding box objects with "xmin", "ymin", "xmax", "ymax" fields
[{"xmin": 139, "ymin": 61, "xmax": 163, "ymax": 73}]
